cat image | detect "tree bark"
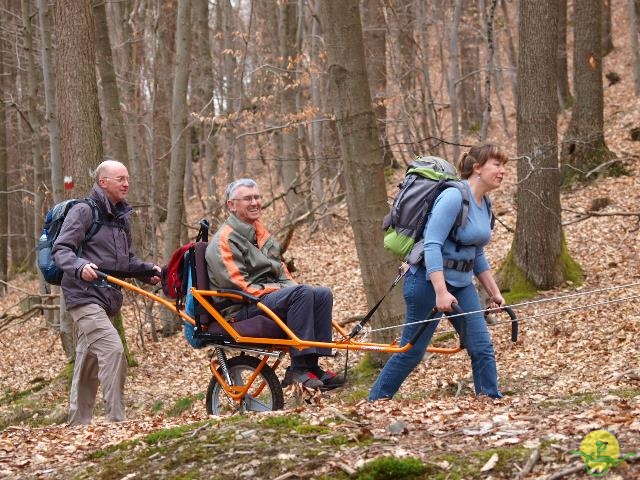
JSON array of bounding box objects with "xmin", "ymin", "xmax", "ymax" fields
[
  {"xmin": 191, "ymin": 0, "xmax": 220, "ymax": 215},
  {"xmin": 479, "ymin": 0, "xmax": 498, "ymax": 141},
  {"xmin": 362, "ymin": 0, "xmax": 395, "ymax": 167},
  {"xmin": 499, "ymin": 0, "xmax": 518, "ymax": 107},
  {"xmin": 53, "ymin": 0, "xmax": 104, "ymax": 359},
  {"xmin": 448, "ymin": 0, "xmax": 462, "ymax": 161},
  {"xmin": 21, "ymin": 0, "xmax": 45, "ymax": 270},
  {"xmin": 557, "ymin": 0, "xmax": 571, "ymax": 110},
  {"xmin": 459, "ymin": 0, "xmax": 482, "ymax": 133},
  {"xmin": 560, "ymin": 0, "xmax": 616, "ymax": 183},
  {"xmin": 164, "ymin": 0, "xmax": 191, "ymax": 260},
  {"xmin": 152, "ymin": 0, "xmax": 176, "ymax": 223},
  {"xmin": 37, "ymin": 0, "xmax": 63, "ymax": 203},
  {"xmin": 318, "ymin": 0, "xmax": 405, "ymax": 350},
  {"xmin": 630, "ymin": 0, "xmax": 640, "ymax": 95},
  {"xmin": 163, "ymin": 0, "xmax": 191, "ymax": 338},
  {"xmin": 602, "ymin": 0, "xmax": 614, "ymax": 55},
  {"xmin": 0, "ymin": 30, "xmax": 7, "ymax": 296},
  {"xmin": 414, "ymin": 0, "xmax": 444, "ymax": 157},
  {"xmin": 53, "ymin": 0, "xmax": 103, "ymax": 191},
  {"xmin": 93, "ymin": 0, "xmax": 129, "ymax": 164},
  {"xmin": 278, "ymin": 0, "xmax": 302, "ymax": 219},
  {"xmin": 501, "ymin": 0, "xmax": 580, "ymax": 291}
]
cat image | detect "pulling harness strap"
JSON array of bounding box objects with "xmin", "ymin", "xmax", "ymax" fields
[{"xmin": 443, "ymin": 259, "xmax": 474, "ymax": 272}]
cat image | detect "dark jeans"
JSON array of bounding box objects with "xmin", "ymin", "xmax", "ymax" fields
[{"xmin": 238, "ymin": 285, "xmax": 333, "ymax": 358}]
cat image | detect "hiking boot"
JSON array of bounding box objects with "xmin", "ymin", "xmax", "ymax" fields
[
  {"xmin": 281, "ymin": 367, "xmax": 324, "ymax": 389},
  {"xmin": 310, "ymin": 367, "xmax": 346, "ymax": 390}
]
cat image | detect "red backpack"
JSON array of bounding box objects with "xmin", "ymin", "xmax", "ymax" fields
[{"xmin": 161, "ymin": 220, "xmax": 209, "ymax": 300}]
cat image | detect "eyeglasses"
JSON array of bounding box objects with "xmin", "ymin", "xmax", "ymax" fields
[
  {"xmin": 103, "ymin": 176, "xmax": 130, "ymax": 184},
  {"xmin": 232, "ymin": 194, "xmax": 261, "ymax": 202}
]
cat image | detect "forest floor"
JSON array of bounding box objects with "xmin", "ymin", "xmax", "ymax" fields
[{"xmin": 2, "ymin": 7, "xmax": 640, "ymax": 480}]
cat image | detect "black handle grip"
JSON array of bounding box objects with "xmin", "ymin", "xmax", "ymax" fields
[{"xmin": 503, "ymin": 306, "xmax": 518, "ymax": 342}]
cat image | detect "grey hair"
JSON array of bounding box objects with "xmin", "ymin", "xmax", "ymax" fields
[{"xmin": 225, "ymin": 178, "xmax": 258, "ymax": 201}]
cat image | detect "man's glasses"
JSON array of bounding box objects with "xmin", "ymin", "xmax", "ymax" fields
[
  {"xmin": 232, "ymin": 194, "xmax": 261, "ymax": 202},
  {"xmin": 103, "ymin": 176, "xmax": 130, "ymax": 184}
]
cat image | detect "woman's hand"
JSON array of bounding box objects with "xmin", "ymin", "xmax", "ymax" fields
[
  {"xmin": 435, "ymin": 290, "xmax": 458, "ymax": 312},
  {"xmin": 488, "ymin": 292, "xmax": 505, "ymax": 311}
]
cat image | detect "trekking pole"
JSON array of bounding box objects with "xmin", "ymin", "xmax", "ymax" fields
[{"xmin": 348, "ymin": 261, "xmax": 410, "ymax": 339}]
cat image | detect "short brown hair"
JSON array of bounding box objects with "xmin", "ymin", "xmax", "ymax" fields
[{"xmin": 457, "ymin": 143, "xmax": 508, "ymax": 179}]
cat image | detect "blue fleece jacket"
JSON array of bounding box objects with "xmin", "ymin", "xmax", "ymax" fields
[{"xmin": 423, "ymin": 180, "xmax": 492, "ymax": 287}]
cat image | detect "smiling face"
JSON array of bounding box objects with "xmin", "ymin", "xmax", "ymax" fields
[
  {"xmin": 474, "ymin": 157, "xmax": 507, "ymax": 191},
  {"xmin": 227, "ymin": 185, "xmax": 263, "ymax": 224},
  {"xmin": 97, "ymin": 162, "xmax": 130, "ymax": 204}
]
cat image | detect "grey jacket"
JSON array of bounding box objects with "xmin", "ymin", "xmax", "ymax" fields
[{"xmin": 52, "ymin": 184, "xmax": 153, "ymax": 316}]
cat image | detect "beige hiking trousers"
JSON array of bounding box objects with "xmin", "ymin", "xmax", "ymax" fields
[{"xmin": 68, "ymin": 303, "xmax": 127, "ymax": 425}]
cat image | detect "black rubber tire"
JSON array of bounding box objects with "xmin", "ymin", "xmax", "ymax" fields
[{"xmin": 205, "ymin": 354, "xmax": 284, "ymax": 415}]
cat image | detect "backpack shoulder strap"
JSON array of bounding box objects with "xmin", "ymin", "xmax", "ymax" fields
[
  {"xmin": 444, "ymin": 182, "xmax": 469, "ymax": 243},
  {"xmin": 81, "ymin": 197, "xmax": 103, "ymax": 242},
  {"xmin": 483, "ymin": 194, "xmax": 496, "ymax": 229}
]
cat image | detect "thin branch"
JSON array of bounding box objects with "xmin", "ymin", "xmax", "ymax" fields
[
  {"xmin": 562, "ymin": 208, "xmax": 640, "ymax": 226},
  {"xmin": 546, "ymin": 463, "xmax": 584, "ymax": 480},
  {"xmin": 516, "ymin": 449, "xmax": 540, "ymax": 479}
]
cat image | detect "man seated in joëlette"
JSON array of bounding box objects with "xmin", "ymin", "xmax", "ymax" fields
[{"xmin": 205, "ymin": 178, "xmax": 344, "ymax": 390}]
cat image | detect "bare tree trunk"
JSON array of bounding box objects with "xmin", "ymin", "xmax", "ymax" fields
[
  {"xmin": 362, "ymin": 0, "xmax": 395, "ymax": 167},
  {"xmin": 54, "ymin": 0, "xmax": 103, "ymax": 191},
  {"xmin": 480, "ymin": 0, "xmax": 498, "ymax": 142},
  {"xmin": 37, "ymin": 0, "xmax": 63, "ymax": 202},
  {"xmin": 217, "ymin": 0, "xmax": 242, "ymax": 180},
  {"xmin": 499, "ymin": 0, "xmax": 518, "ymax": 104},
  {"xmin": 448, "ymin": 0, "xmax": 462, "ymax": 161},
  {"xmin": 165, "ymin": 0, "xmax": 191, "ymax": 257},
  {"xmin": 502, "ymin": 0, "xmax": 580, "ymax": 292},
  {"xmin": 310, "ymin": 0, "xmax": 327, "ymax": 214},
  {"xmin": 557, "ymin": 0, "xmax": 572, "ymax": 110},
  {"xmin": 191, "ymin": 0, "xmax": 220, "ymax": 215},
  {"xmin": 0, "ymin": 31, "xmax": 7, "ymax": 296},
  {"xmin": 21, "ymin": 0, "xmax": 45, "ymax": 271},
  {"xmin": 630, "ymin": 0, "xmax": 640, "ymax": 95},
  {"xmin": 163, "ymin": 0, "xmax": 191, "ymax": 338},
  {"xmin": 53, "ymin": 0, "xmax": 104, "ymax": 359},
  {"xmin": 602, "ymin": 0, "xmax": 614, "ymax": 55},
  {"xmin": 152, "ymin": 0, "xmax": 176, "ymax": 223},
  {"xmin": 93, "ymin": 0, "xmax": 129, "ymax": 164},
  {"xmin": 318, "ymin": 0, "xmax": 405, "ymax": 350},
  {"xmin": 105, "ymin": 1, "xmax": 151, "ymax": 261},
  {"xmin": 278, "ymin": 1, "xmax": 302, "ymax": 218},
  {"xmin": 386, "ymin": 0, "xmax": 417, "ymax": 159},
  {"xmin": 560, "ymin": 0, "xmax": 616, "ymax": 183},
  {"xmin": 414, "ymin": 0, "xmax": 444, "ymax": 157},
  {"xmin": 459, "ymin": 0, "xmax": 482, "ymax": 133}
]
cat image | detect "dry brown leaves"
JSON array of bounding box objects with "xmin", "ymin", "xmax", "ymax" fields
[{"xmin": 2, "ymin": 2, "xmax": 640, "ymax": 478}]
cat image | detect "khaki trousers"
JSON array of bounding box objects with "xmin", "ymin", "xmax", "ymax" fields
[{"xmin": 68, "ymin": 304, "xmax": 127, "ymax": 425}]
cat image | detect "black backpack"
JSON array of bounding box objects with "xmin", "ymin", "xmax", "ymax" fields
[{"xmin": 37, "ymin": 198, "xmax": 102, "ymax": 285}]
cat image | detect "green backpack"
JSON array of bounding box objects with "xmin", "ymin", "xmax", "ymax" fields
[{"xmin": 382, "ymin": 156, "xmax": 491, "ymax": 264}]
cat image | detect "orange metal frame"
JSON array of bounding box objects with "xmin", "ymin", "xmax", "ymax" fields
[
  {"xmin": 103, "ymin": 274, "xmax": 462, "ymax": 355},
  {"xmin": 102, "ymin": 274, "xmax": 463, "ymax": 409}
]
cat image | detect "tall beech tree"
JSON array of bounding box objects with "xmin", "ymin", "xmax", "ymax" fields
[
  {"xmin": 499, "ymin": 0, "xmax": 581, "ymax": 295},
  {"xmin": 318, "ymin": 0, "xmax": 405, "ymax": 348}
]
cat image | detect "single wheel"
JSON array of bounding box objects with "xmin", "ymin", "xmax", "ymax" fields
[{"xmin": 206, "ymin": 354, "xmax": 284, "ymax": 415}]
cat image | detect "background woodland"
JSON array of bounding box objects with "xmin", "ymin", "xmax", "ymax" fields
[{"xmin": 0, "ymin": 0, "xmax": 640, "ymax": 478}]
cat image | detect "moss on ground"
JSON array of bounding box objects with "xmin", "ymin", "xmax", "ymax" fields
[{"xmin": 497, "ymin": 237, "xmax": 582, "ymax": 305}]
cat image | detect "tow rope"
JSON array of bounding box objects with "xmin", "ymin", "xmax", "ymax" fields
[{"xmin": 367, "ymin": 281, "xmax": 640, "ymax": 335}]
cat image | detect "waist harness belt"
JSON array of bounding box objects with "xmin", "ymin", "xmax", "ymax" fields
[{"xmin": 443, "ymin": 259, "xmax": 474, "ymax": 272}]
